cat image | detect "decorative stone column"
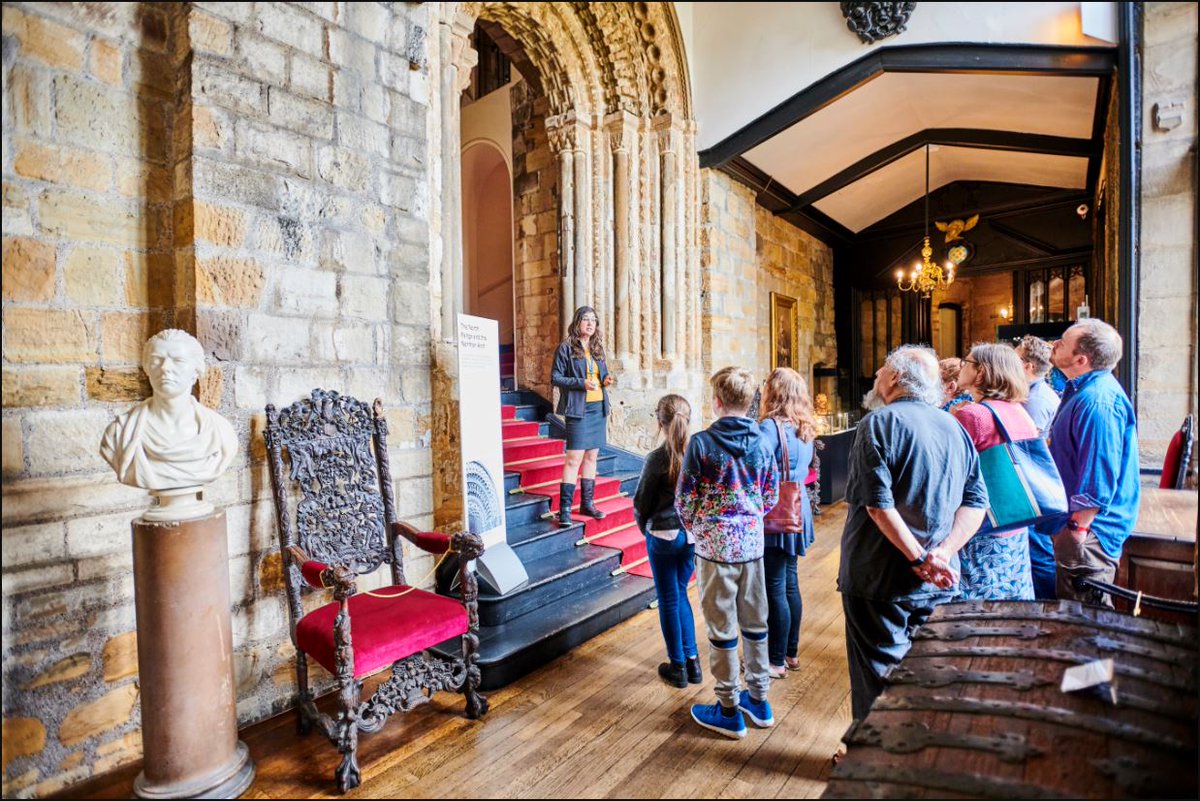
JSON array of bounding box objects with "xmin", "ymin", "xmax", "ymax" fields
[
  {"xmin": 547, "ymin": 118, "xmax": 576, "ymax": 336},
  {"xmin": 654, "ymin": 115, "xmax": 681, "ymax": 360},
  {"xmin": 606, "ymin": 111, "xmax": 638, "ymax": 361}
]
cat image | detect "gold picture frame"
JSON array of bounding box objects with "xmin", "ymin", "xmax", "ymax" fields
[{"xmin": 769, "ymin": 292, "xmax": 798, "ymax": 370}]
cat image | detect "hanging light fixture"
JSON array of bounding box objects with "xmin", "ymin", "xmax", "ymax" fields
[{"xmin": 896, "ymin": 144, "xmax": 955, "ymax": 297}]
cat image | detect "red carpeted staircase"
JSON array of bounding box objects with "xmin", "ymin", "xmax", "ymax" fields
[{"xmin": 502, "ymin": 405, "xmax": 650, "ymax": 577}]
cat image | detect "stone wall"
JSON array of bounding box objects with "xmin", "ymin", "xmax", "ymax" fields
[
  {"xmin": 1137, "ymin": 1, "xmax": 1198, "ymax": 469},
  {"xmin": 2, "ymin": 3, "xmax": 439, "ymax": 795},
  {"xmin": 699, "ymin": 170, "xmax": 836, "ymax": 421},
  {"xmin": 510, "ymin": 78, "xmax": 559, "ymax": 400}
]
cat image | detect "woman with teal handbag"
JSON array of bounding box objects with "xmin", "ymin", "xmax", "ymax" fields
[{"xmin": 951, "ymin": 344, "xmax": 1046, "ymax": 599}]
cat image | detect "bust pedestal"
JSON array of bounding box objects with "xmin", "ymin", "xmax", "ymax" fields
[{"xmin": 131, "ymin": 510, "xmax": 254, "ymax": 799}]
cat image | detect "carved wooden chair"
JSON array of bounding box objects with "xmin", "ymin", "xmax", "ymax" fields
[{"xmin": 263, "ymin": 389, "xmax": 487, "ymax": 793}]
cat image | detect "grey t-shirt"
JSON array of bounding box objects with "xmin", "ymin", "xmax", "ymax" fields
[{"xmin": 837, "ymin": 397, "xmax": 988, "ymax": 601}]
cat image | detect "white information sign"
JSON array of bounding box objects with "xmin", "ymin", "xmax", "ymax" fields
[{"xmin": 457, "ymin": 315, "xmax": 509, "ymax": 550}]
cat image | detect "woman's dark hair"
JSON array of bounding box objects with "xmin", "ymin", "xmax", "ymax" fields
[
  {"xmin": 566, "ymin": 306, "xmax": 606, "ymax": 361},
  {"xmin": 655, "ymin": 394, "xmax": 691, "ymax": 485}
]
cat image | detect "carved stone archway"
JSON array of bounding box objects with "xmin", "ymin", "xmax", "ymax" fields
[{"xmin": 429, "ymin": 2, "xmax": 700, "ymax": 528}]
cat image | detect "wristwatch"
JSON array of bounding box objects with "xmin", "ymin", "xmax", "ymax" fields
[{"xmin": 908, "ymin": 548, "xmax": 929, "ymax": 567}]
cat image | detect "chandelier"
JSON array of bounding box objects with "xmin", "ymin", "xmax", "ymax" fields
[{"xmin": 896, "ymin": 144, "xmax": 955, "ymax": 297}]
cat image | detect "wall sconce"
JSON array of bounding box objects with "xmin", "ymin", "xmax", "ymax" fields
[{"xmin": 996, "ymin": 303, "xmax": 1014, "ymax": 320}]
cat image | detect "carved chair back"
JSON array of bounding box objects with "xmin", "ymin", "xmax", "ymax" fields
[{"xmin": 264, "ymin": 389, "xmax": 404, "ymax": 635}]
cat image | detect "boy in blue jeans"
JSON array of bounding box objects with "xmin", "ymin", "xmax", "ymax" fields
[{"xmin": 676, "ymin": 367, "xmax": 780, "ymax": 738}]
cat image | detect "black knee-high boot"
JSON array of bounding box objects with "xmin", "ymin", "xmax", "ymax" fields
[
  {"xmin": 558, "ymin": 482, "xmax": 575, "ymax": 527},
  {"xmin": 580, "ymin": 477, "xmax": 606, "ymax": 519}
]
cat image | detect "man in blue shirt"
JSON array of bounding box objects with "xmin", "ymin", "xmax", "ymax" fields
[
  {"xmin": 1048, "ymin": 319, "xmax": 1141, "ymax": 607},
  {"xmin": 1016, "ymin": 335, "xmax": 1062, "ymax": 600},
  {"xmin": 839, "ymin": 346, "xmax": 988, "ymax": 721}
]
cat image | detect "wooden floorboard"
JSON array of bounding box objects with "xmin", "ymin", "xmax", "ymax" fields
[{"xmin": 61, "ymin": 504, "xmax": 852, "ymax": 800}]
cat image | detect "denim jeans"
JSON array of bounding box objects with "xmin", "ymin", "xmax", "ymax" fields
[
  {"xmin": 1028, "ymin": 522, "xmax": 1057, "ymax": 600},
  {"xmin": 763, "ymin": 546, "xmax": 802, "ymax": 666},
  {"xmin": 645, "ymin": 531, "xmax": 698, "ymax": 665}
]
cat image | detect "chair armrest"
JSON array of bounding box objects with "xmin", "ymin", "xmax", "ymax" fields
[
  {"xmin": 451, "ymin": 530, "xmax": 485, "ymax": 560},
  {"xmin": 285, "ymin": 545, "xmax": 357, "ymax": 600},
  {"xmin": 392, "ymin": 521, "xmax": 453, "ymax": 555}
]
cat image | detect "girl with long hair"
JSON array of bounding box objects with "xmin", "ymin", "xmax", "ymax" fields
[
  {"xmin": 951, "ymin": 342, "xmax": 1038, "ymax": 600},
  {"xmin": 549, "ymin": 306, "xmax": 614, "ymax": 526},
  {"xmin": 757, "ymin": 368, "xmax": 817, "ymax": 678},
  {"xmin": 633, "ymin": 394, "xmax": 701, "ymax": 688}
]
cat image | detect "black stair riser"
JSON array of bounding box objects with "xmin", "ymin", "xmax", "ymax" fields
[
  {"xmin": 510, "ymin": 524, "xmax": 587, "ymax": 561},
  {"xmin": 470, "ymin": 585, "xmax": 656, "ymax": 690},
  {"xmin": 478, "ymin": 552, "xmax": 621, "ymax": 626},
  {"xmin": 504, "ymin": 496, "xmax": 552, "ymax": 527}
]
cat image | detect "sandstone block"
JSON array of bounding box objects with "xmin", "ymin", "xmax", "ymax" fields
[
  {"xmin": 123, "ymin": 251, "xmax": 174, "ymax": 308},
  {"xmin": 6, "ymin": 8, "xmax": 85, "ymax": 70},
  {"xmin": 39, "ymin": 189, "xmax": 162, "ymax": 248},
  {"xmin": 53, "ymin": 74, "xmax": 157, "ymax": 158},
  {"xmin": 291, "ymin": 53, "xmax": 331, "ymax": 101},
  {"xmin": 114, "ymin": 158, "xmax": 172, "ymax": 203},
  {"xmin": 340, "ymin": 274, "xmax": 388, "ymax": 320},
  {"xmin": 1, "ymin": 521, "xmax": 66, "ymax": 568},
  {"xmin": 25, "ymin": 410, "xmax": 111, "ymax": 475},
  {"xmin": 275, "ymin": 266, "xmax": 338, "ymax": 315},
  {"xmin": 3, "ymin": 419, "xmax": 26, "ymax": 478},
  {"xmin": 1, "ymin": 717, "xmax": 46, "ymax": 770},
  {"xmin": 89, "ymin": 37, "xmax": 123, "ymax": 86},
  {"xmin": 2, "ymin": 236, "xmax": 57, "ymax": 302},
  {"xmin": 328, "ymin": 27, "xmax": 378, "ymax": 78},
  {"xmin": 194, "ymin": 56, "xmax": 266, "ymax": 117},
  {"xmin": 317, "ymin": 145, "xmax": 371, "ymax": 191},
  {"xmin": 24, "ymin": 653, "xmax": 91, "ymax": 690},
  {"xmin": 235, "ymin": 31, "xmax": 288, "ymax": 85},
  {"xmin": 196, "ymin": 308, "xmax": 245, "ymax": 362},
  {"xmin": 321, "ymin": 228, "xmax": 377, "ymax": 273},
  {"xmin": 4, "ymin": 309, "xmax": 96, "ymax": 364},
  {"xmin": 85, "ymin": 367, "xmax": 151, "ymax": 402},
  {"xmin": 2, "ymin": 367, "xmax": 81, "ymax": 408},
  {"xmin": 197, "ymin": 255, "xmax": 266, "ymax": 307},
  {"xmin": 99, "ymin": 631, "xmax": 139, "ymax": 683},
  {"xmin": 194, "ymin": 158, "xmax": 281, "ymax": 211},
  {"xmin": 14, "ymin": 142, "xmax": 113, "ymax": 192},
  {"xmin": 245, "ymin": 312, "xmax": 311, "ymax": 364},
  {"xmin": 101, "ymin": 311, "xmax": 161, "ymax": 364},
  {"xmin": 258, "ymin": 550, "xmax": 285, "ymax": 594},
  {"xmin": 232, "ymin": 596, "xmax": 288, "ymax": 645},
  {"xmin": 339, "ymin": 113, "xmax": 390, "ymax": 159},
  {"xmin": 58, "ymin": 683, "xmax": 138, "ymax": 746},
  {"xmin": 194, "ymin": 201, "xmax": 248, "ymax": 247},
  {"xmin": 7, "ymin": 64, "xmax": 53, "ymax": 138},
  {"xmin": 64, "ymin": 246, "xmax": 124, "ymax": 306},
  {"xmin": 267, "ymin": 86, "xmax": 334, "ymax": 139},
  {"xmin": 277, "ymin": 368, "xmax": 342, "ymax": 406},
  {"xmin": 193, "ymin": 104, "xmax": 231, "ymax": 152},
  {"xmin": 255, "ymin": 2, "xmax": 323, "ymax": 53},
  {"xmin": 1, "ymin": 564, "xmax": 73, "ymax": 597},
  {"xmin": 191, "ymin": 9, "xmax": 233, "ymax": 55},
  {"xmin": 236, "ymin": 119, "xmax": 313, "ymax": 177},
  {"xmin": 234, "ymin": 365, "xmax": 270, "ymax": 410}
]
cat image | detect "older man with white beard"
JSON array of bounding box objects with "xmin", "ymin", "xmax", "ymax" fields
[{"xmin": 838, "ymin": 345, "xmax": 989, "ymax": 722}]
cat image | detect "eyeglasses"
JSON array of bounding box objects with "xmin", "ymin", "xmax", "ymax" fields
[
  {"xmin": 962, "ymin": 359, "xmax": 979, "ymax": 366},
  {"xmin": 580, "ymin": 316, "xmax": 598, "ymax": 323}
]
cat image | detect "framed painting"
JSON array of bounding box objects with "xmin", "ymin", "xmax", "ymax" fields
[{"xmin": 769, "ymin": 292, "xmax": 798, "ymax": 370}]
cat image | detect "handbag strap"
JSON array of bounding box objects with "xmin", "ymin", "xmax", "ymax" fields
[
  {"xmin": 978, "ymin": 400, "xmax": 1016, "ymax": 445},
  {"xmin": 773, "ymin": 418, "xmax": 793, "ymax": 481}
]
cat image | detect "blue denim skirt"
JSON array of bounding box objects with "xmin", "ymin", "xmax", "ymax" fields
[{"xmin": 565, "ymin": 400, "xmax": 606, "ymax": 451}]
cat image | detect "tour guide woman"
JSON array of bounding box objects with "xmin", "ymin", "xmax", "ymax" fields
[{"xmin": 550, "ymin": 306, "xmax": 614, "ymax": 527}]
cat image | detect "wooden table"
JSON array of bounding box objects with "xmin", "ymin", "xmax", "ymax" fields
[{"xmin": 1116, "ymin": 487, "xmax": 1198, "ymax": 621}]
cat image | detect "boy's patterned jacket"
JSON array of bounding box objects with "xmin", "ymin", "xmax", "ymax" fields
[{"xmin": 675, "ymin": 416, "xmax": 779, "ymax": 563}]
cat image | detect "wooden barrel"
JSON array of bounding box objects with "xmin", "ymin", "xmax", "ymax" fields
[{"xmin": 823, "ymin": 600, "xmax": 1198, "ymax": 799}]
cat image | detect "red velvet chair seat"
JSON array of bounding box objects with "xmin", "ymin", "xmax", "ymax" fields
[
  {"xmin": 296, "ymin": 587, "xmax": 468, "ymax": 678},
  {"xmin": 804, "ymin": 468, "xmax": 818, "ymax": 486}
]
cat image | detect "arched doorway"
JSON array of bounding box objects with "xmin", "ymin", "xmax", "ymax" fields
[{"xmin": 461, "ymin": 141, "xmax": 515, "ymax": 348}]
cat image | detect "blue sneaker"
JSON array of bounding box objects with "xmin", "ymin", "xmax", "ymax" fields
[
  {"xmin": 690, "ymin": 702, "xmax": 746, "ymax": 739},
  {"xmin": 738, "ymin": 690, "xmax": 775, "ymax": 727}
]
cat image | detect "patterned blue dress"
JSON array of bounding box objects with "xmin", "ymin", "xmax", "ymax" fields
[{"xmin": 957, "ymin": 530, "xmax": 1035, "ymax": 600}]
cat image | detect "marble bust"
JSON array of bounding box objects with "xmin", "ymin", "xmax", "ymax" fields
[{"xmin": 100, "ymin": 329, "xmax": 237, "ymax": 521}]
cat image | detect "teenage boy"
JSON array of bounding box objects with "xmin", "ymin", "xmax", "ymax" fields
[{"xmin": 676, "ymin": 366, "xmax": 780, "ymax": 738}]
